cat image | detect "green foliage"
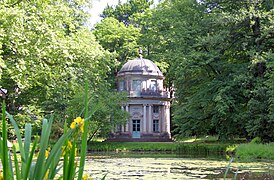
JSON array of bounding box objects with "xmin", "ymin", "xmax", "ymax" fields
[
  {"xmin": 0, "ymin": 0, "xmax": 113, "ymax": 131},
  {"xmin": 0, "ymin": 81, "xmax": 94, "ymax": 179},
  {"xmin": 65, "ymin": 84, "xmax": 129, "ymax": 140},
  {"xmin": 226, "ymin": 145, "xmax": 237, "ymax": 155},
  {"xmin": 141, "ymin": 0, "xmax": 274, "ymax": 142},
  {"xmin": 0, "ymin": 101, "xmax": 12, "ymax": 179},
  {"xmin": 250, "ymin": 137, "xmax": 262, "ymax": 144},
  {"xmin": 235, "ymin": 143, "xmax": 274, "ymax": 161},
  {"xmin": 101, "ymin": 0, "xmax": 153, "ymax": 26},
  {"xmin": 93, "ymin": 17, "xmax": 141, "ymax": 64},
  {"xmin": 95, "ymin": 0, "xmax": 155, "ymax": 89}
]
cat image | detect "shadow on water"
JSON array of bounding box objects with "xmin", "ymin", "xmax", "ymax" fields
[
  {"xmin": 93, "ymin": 151, "xmax": 223, "ymax": 158},
  {"xmin": 85, "ymin": 152, "xmax": 274, "ymax": 179}
]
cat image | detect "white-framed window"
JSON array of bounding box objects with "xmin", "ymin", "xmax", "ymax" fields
[
  {"xmin": 153, "ymin": 119, "xmax": 159, "ymax": 132},
  {"xmin": 132, "ymin": 80, "xmax": 141, "ymax": 91},
  {"xmin": 150, "ymin": 80, "xmax": 157, "ymax": 92},
  {"xmin": 119, "ymin": 80, "xmax": 125, "ymax": 91}
]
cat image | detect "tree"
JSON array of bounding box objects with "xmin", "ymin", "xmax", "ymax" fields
[
  {"xmin": 0, "ymin": 0, "xmax": 117, "ymax": 136},
  {"xmin": 142, "ymin": 0, "xmax": 274, "ymax": 142},
  {"xmin": 65, "ymin": 85, "xmax": 129, "ymax": 141},
  {"xmin": 93, "ymin": 17, "xmax": 141, "ymax": 89},
  {"xmin": 95, "ymin": 0, "xmax": 170, "ymax": 89},
  {"xmin": 93, "ymin": 17, "xmax": 141, "ymax": 64},
  {"xmin": 101, "ymin": 0, "xmax": 153, "ymax": 26}
]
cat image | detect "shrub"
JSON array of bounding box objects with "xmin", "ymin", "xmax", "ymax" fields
[{"xmin": 250, "ymin": 137, "xmax": 262, "ymax": 144}]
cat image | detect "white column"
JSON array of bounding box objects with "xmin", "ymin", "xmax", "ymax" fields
[
  {"xmin": 125, "ymin": 105, "xmax": 129, "ymax": 132},
  {"xmin": 121, "ymin": 106, "xmax": 125, "ymax": 132},
  {"xmin": 143, "ymin": 105, "xmax": 147, "ymax": 133},
  {"xmin": 166, "ymin": 103, "xmax": 171, "ymax": 134},
  {"xmin": 162, "ymin": 105, "xmax": 166, "ymax": 132},
  {"xmin": 159, "ymin": 106, "xmax": 162, "ymax": 132},
  {"xmin": 148, "ymin": 105, "xmax": 152, "ymax": 133}
]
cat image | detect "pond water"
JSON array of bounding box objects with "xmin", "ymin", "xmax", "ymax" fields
[{"xmin": 83, "ymin": 153, "xmax": 274, "ymax": 180}]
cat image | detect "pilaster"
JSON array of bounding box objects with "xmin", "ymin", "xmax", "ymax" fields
[
  {"xmin": 148, "ymin": 105, "xmax": 152, "ymax": 133},
  {"xmin": 143, "ymin": 105, "xmax": 147, "ymax": 132}
]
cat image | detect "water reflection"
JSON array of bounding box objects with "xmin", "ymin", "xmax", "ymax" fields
[
  {"xmin": 89, "ymin": 151, "xmax": 226, "ymax": 159},
  {"xmin": 84, "ymin": 153, "xmax": 274, "ymax": 180}
]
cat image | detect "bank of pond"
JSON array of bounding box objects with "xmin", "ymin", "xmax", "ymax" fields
[{"xmin": 87, "ymin": 141, "xmax": 274, "ymax": 161}]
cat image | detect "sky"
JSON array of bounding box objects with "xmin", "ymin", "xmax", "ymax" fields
[{"xmin": 88, "ymin": 0, "xmax": 127, "ymax": 27}]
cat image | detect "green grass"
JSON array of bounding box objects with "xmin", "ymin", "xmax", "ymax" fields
[
  {"xmin": 88, "ymin": 142, "xmax": 178, "ymax": 152},
  {"xmin": 235, "ymin": 143, "xmax": 274, "ymax": 161},
  {"xmin": 178, "ymin": 135, "xmax": 219, "ymax": 143},
  {"xmin": 176, "ymin": 143, "xmax": 229, "ymax": 155},
  {"xmin": 177, "ymin": 135, "xmax": 246, "ymax": 144}
]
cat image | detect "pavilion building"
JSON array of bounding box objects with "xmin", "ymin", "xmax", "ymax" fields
[{"xmin": 108, "ymin": 56, "xmax": 172, "ymax": 141}]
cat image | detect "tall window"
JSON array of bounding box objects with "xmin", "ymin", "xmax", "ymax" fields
[
  {"xmin": 153, "ymin": 120, "xmax": 159, "ymax": 132},
  {"xmin": 132, "ymin": 80, "xmax": 141, "ymax": 96},
  {"xmin": 153, "ymin": 105, "xmax": 159, "ymax": 114},
  {"xmin": 132, "ymin": 80, "xmax": 141, "ymax": 91},
  {"xmin": 150, "ymin": 80, "xmax": 157, "ymax": 92},
  {"xmin": 119, "ymin": 80, "xmax": 125, "ymax": 91}
]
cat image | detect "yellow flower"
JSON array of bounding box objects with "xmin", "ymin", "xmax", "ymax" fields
[
  {"xmin": 45, "ymin": 148, "xmax": 50, "ymax": 158},
  {"xmin": 70, "ymin": 117, "xmax": 84, "ymax": 133},
  {"xmin": 62, "ymin": 146, "xmax": 66, "ymax": 156},
  {"xmin": 0, "ymin": 172, "xmax": 3, "ymax": 180},
  {"xmin": 70, "ymin": 121, "xmax": 76, "ymax": 129},
  {"xmin": 45, "ymin": 170, "xmax": 49, "ymax": 180},
  {"xmin": 82, "ymin": 174, "xmax": 89, "ymax": 180},
  {"xmin": 68, "ymin": 141, "xmax": 72, "ymax": 149},
  {"xmin": 62, "ymin": 141, "xmax": 75, "ymax": 157}
]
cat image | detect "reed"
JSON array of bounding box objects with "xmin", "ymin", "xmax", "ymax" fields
[
  {"xmin": 0, "ymin": 81, "xmax": 96, "ymax": 179},
  {"xmin": 235, "ymin": 143, "xmax": 274, "ymax": 161}
]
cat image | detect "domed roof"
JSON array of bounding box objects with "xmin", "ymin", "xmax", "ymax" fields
[{"xmin": 118, "ymin": 58, "xmax": 163, "ymax": 77}]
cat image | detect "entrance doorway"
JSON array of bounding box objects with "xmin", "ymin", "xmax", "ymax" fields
[{"xmin": 132, "ymin": 119, "xmax": 140, "ymax": 138}]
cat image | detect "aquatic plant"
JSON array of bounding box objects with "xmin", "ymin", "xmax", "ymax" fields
[
  {"xmin": 0, "ymin": 82, "xmax": 93, "ymax": 179},
  {"xmin": 224, "ymin": 157, "xmax": 238, "ymax": 180}
]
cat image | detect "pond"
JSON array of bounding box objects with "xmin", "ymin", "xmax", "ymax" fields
[{"xmin": 83, "ymin": 153, "xmax": 274, "ymax": 180}]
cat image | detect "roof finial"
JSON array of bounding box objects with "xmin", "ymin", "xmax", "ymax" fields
[{"xmin": 138, "ymin": 47, "xmax": 143, "ymax": 59}]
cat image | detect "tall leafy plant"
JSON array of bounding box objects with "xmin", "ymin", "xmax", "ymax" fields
[{"xmin": 0, "ymin": 81, "xmax": 96, "ymax": 179}]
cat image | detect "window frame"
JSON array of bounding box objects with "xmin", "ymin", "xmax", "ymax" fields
[{"xmin": 153, "ymin": 119, "xmax": 159, "ymax": 132}]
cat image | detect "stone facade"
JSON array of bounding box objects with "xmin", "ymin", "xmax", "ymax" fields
[{"xmin": 108, "ymin": 57, "xmax": 172, "ymax": 142}]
